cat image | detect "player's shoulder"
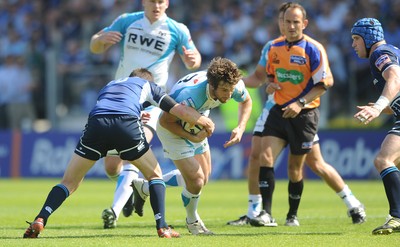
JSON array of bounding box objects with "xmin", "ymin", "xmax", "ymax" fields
[
  {"xmin": 165, "ymin": 15, "xmax": 190, "ymax": 33},
  {"xmin": 261, "ymin": 40, "xmax": 274, "ymax": 52},
  {"xmin": 374, "ymin": 44, "xmax": 400, "ymax": 56},
  {"xmin": 303, "ymin": 34, "xmax": 325, "ymax": 51},
  {"xmin": 271, "ymin": 36, "xmax": 285, "ymax": 46},
  {"xmin": 111, "ymin": 11, "xmax": 144, "ymax": 26}
]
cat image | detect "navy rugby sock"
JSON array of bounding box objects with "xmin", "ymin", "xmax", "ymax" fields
[
  {"xmin": 381, "ymin": 167, "xmax": 400, "ymax": 218},
  {"xmin": 148, "ymin": 179, "xmax": 167, "ymax": 229},
  {"xmin": 36, "ymin": 184, "xmax": 70, "ymax": 226},
  {"xmin": 287, "ymin": 180, "xmax": 303, "ymax": 218},
  {"xmin": 259, "ymin": 167, "xmax": 275, "ymax": 215}
]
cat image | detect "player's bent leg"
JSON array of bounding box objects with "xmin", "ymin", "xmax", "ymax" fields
[
  {"xmin": 286, "ymin": 153, "xmax": 306, "ymax": 226},
  {"xmin": 104, "ymin": 155, "xmax": 139, "ymax": 219},
  {"xmin": 131, "ymin": 177, "xmax": 148, "ymax": 217},
  {"xmin": 24, "ymin": 155, "xmax": 94, "ymax": 238},
  {"xmin": 61, "ymin": 154, "xmax": 97, "ymax": 194},
  {"xmin": 305, "ymin": 144, "xmax": 345, "ymax": 192},
  {"xmin": 104, "ymin": 155, "xmax": 124, "ymax": 178},
  {"xmin": 112, "ymin": 163, "xmax": 139, "ymax": 217},
  {"xmin": 130, "ymin": 149, "xmax": 178, "ymax": 237},
  {"xmin": 305, "ymin": 144, "xmax": 366, "ymax": 224},
  {"xmin": 131, "ymin": 169, "xmax": 187, "ymax": 218},
  {"xmin": 174, "ymin": 157, "xmax": 213, "ymax": 235},
  {"xmin": 228, "ymin": 137, "xmax": 263, "ymax": 226}
]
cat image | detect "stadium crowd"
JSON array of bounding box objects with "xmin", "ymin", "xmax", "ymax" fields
[{"xmin": 0, "ymin": 0, "xmax": 399, "ymax": 131}]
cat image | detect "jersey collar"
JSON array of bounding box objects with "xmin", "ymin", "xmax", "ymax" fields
[{"xmin": 143, "ymin": 13, "xmax": 167, "ymax": 28}]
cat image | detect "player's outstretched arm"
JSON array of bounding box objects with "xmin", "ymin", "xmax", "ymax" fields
[
  {"xmin": 223, "ymin": 95, "xmax": 252, "ymax": 148},
  {"xmin": 90, "ymin": 30, "xmax": 122, "ymax": 54}
]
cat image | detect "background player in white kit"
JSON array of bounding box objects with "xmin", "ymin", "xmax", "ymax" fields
[{"xmin": 89, "ymin": 0, "xmax": 201, "ymax": 228}]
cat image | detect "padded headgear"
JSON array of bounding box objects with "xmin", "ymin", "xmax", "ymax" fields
[{"xmin": 351, "ymin": 18, "xmax": 384, "ymax": 52}]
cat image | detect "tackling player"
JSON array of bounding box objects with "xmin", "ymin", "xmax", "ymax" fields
[
  {"xmin": 23, "ymin": 68, "xmax": 214, "ymax": 239},
  {"xmin": 89, "ymin": 0, "xmax": 201, "ymax": 229}
]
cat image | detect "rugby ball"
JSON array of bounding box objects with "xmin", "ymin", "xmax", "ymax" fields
[{"xmin": 180, "ymin": 120, "xmax": 203, "ymax": 135}]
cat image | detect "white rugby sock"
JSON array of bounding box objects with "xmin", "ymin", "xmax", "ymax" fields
[
  {"xmin": 182, "ymin": 188, "xmax": 201, "ymax": 224},
  {"xmin": 337, "ymin": 184, "xmax": 361, "ymax": 209},
  {"xmin": 163, "ymin": 169, "xmax": 185, "ymax": 187},
  {"xmin": 111, "ymin": 164, "xmax": 139, "ymax": 218},
  {"xmin": 140, "ymin": 169, "xmax": 185, "ymax": 195},
  {"xmin": 247, "ymin": 194, "xmax": 262, "ymax": 218}
]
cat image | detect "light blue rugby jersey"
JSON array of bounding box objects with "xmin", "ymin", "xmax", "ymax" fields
[
  {"xmin": 169, "ymin": 71, "xmax": 248, "ymax": 117},
  {"xmin": 258, "ymin": 40, "xmax": 275, "ymax": 111},
  {"xmin": 104, "ymin": 12, "xmax": 197, "ymax": 90}
]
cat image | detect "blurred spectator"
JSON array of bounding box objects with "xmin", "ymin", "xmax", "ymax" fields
[
  {"xmin": 0, "ymin": 55, "xmax": 37, "ymax": 131},
  {"xmin": 57, "ymin": 38, "xmax": 88, "ymax": 112},
  {"xmin": 0, "ymin": 25, "xmax": 28, "ymax": 58}
]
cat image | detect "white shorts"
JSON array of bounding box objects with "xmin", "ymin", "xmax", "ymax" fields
[
  {"xmin": 156, "ymin": 121, "xmax": 209, "ymax": 160},
  {"xmin": 143, "ymin": 105, "xmax": 162, "ymax": 132}
]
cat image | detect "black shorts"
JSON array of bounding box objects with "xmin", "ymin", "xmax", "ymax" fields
[
  {"xmin": 75, "ymin": 115, "xmax": 149, "ymax": 161},
  {"xmin": 388, "ymin": 116, "xmax": 400, "ymax": 136},
  {"xmin": 264, "ymin": 105, "xmax": 319, "ymax": 155}
]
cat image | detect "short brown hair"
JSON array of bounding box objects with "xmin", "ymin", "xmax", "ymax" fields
[
  {"xmin": 279, "ymin": 2, "xmax": 291, "ymax": 14},
  {"xmin": 206, "ymin": 57, "xmax": 242, "ymax": 89},
  {"xmin": 285, "ymin": 2, "xmax": 307, "ymax": 20},
  {"xmin": 129, "ymin": 68, "xmax": 154, "ymax": 81}
]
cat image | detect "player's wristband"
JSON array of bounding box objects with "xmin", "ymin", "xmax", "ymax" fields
[{"xmin": 373, "ymin": 96, "xmax": 390, "ymax": 112}]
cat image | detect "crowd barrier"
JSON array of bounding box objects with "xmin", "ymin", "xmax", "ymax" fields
[{"xmin": 0, "ymin": 130, "xmax": 384, "ymax": 180}]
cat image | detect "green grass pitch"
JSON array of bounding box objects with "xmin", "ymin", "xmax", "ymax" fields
[{"xmin": 0, "ymin": 178, "xmax": 399, "ymax": 246}]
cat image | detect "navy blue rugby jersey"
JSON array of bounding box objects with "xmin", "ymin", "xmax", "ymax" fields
[
  {"xmin": 369, "ymin": 44, "xmax": 400, "ymax": 93},
  {"xmin": 89, "ymin": 76, "xmax": 166, "ymax": 117}
]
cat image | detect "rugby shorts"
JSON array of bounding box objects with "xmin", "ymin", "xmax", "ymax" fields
[
  {"xmin": 156, "ymin": 121, "xmax": 209, "ymax": 160},
  {"xmin": 264, "ymin": 105, "xmax": 319, "ymax": 155},
  {"xmin": 75, "ymin": 115, "xmax": 149, "ymax": 161}
]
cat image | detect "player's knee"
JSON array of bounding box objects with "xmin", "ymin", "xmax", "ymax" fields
[
  {"xmin": 305, "ymin": 161, "xmax": 323, "ymax": 175},
  {"xmin": 104, "ymin": 156, "xmax": 123, "ymax": 176},
  {"xmin": 287, "ymin": 167, "xmax": 302, "ymax": 182},
  {"xmin": 189, "ymin": 176, "xmax": 205, "ymax": 192},
  {"xmin": 374, "ymin": 155, "xmax": 391, "ymax": 171}
]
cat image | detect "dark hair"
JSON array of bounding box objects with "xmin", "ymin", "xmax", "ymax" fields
[
  {"xmin": 279, "ymin": 2, "xmax": 292, "ymax": 14},
  {"xmin": 285, "ymin": 2, "xmax": 307, "ymax": 20},
  {"xmin": 129, "ymin": 68, "xmax": 154, "ymax": 81},
  {"xmin": 206, "ymin": 57, "xmax": 242, "ymax": 89}
]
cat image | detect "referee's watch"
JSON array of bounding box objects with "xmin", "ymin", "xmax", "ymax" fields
[{"xmin": 298, "ymin": 97, "xmax": 306, "ymax": 107}]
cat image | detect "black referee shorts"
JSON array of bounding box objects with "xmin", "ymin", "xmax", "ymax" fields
[
  {"xmin": 75, "ymin": 115, "xmax": 149, "ymax": 161},
  {"xmin": 264, "ymin": 105, "xmax": 319, "ymax": 155}
]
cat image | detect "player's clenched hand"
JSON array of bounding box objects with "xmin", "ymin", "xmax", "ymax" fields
[
  {"xmin": 182, "ymin": 46, "xmax": 197, "ymax": 69},
  {"xmin": 97, "ymin": 30, "xmax": 122, "ymax": 45},
  {"xmin": 282, "ymin": 101, "xmax": 302, "ymax": 118},
  {"xmin": 199, "ymin": 116, "xmax": 215, "ymax": 136},
  {"xmin": 140, "ymin": 112, "xmax": 151, "ymax": 124},
  {"xmin": 266, "ymin": 83, "xmax": 281, "ymax": 95}
]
